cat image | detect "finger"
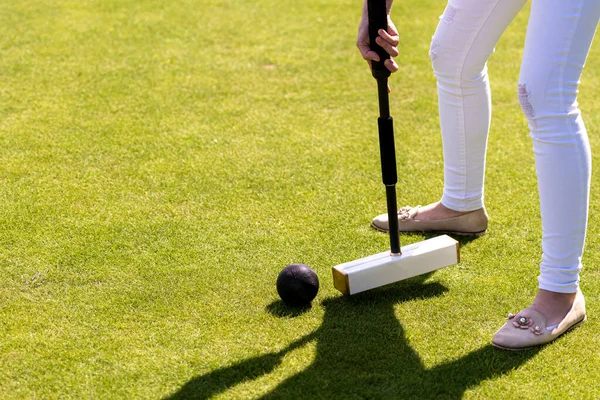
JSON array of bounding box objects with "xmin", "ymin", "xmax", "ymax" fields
[
  {"xmin": 375, "ymin": 35, "xmax": 399, "ymax": 58},
  {"xmin": 384, "ymin": 58, "xmax": 399, "ymax": 73},
  {"xmin": 385, "ymin": 18, "xmax": 400, "ymax": 43},
  {"xmin": 379, "ymin": 26, "xmax": 399, "ymax": 47},
  {"xmin": 357, "ymin": 42, "xmax": 381, "ymax": 62}
]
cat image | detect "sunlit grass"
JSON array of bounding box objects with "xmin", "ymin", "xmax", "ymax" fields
[{"xmin": 1, "ymin": 0, "xmax": 599, "ymax": 398}]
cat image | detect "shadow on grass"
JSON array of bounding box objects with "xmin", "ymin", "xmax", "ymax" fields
[
  {"xmin": 265, "ymin": 300, "xmax": 313, "ymax": 318},
  {"xmin": 410, "ymin": 231, "xmax": 484, "ymax": 249},
  {"xmin": 164, "ymin": 274, "xmax": 539, "ymax": 399}
]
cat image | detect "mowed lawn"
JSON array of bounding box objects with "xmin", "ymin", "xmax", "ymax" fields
[{"xmin": 1, "ymin": 0, "xmax": 600, "ymax": 398}]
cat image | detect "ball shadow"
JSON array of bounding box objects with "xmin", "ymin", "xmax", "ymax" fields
[{"xmin": 265, "ymin": 300, "xmax": 313, "ymax": 318}]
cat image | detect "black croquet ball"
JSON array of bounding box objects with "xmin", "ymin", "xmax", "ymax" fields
[{"xmin": 276, "ymin": 264, "xmax": 319, "ymax": 306}]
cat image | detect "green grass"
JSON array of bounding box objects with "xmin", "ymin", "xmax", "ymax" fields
[{"xmin": 1, "ymin": 0, "xmax": 600, "ymax": 398}]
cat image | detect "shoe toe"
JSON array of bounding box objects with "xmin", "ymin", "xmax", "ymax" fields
[
  {"xmin": 491, "ymin": 308, "xmax": 549, "ymax": 350},
  {"xmin": 371, "ymin": 213, "xmax": 389, "ymax": 231},
  {"xmin": 492, "ymin": 323, "xmax": 537, "ymax": 349}
]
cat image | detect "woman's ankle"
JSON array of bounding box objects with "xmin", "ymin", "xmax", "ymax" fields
[
  {"xmin": 417, "ymin": 202, "xmax": 473, "ymax": 220},
  {"xmin": 530, "ymin": 289, "xmax": 577, "ymax": 326}
]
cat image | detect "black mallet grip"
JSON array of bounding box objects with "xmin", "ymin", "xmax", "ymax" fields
[{"xmin": 367, "ymin": 0, "xmax": 391, "ymax": 79}]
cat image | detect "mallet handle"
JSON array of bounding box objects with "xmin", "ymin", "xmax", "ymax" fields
[
  {"xmin": 367, "ymin": 0, "xmax": 391, "ymax": 80},
  {"xmin": 369, "ymin": 0, "xmax": 401, "ymax": 255}
]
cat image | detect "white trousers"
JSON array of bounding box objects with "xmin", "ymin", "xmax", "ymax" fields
[{"xmin": 430, "ymin": 0, "xmax": 600, "ymax": 293}]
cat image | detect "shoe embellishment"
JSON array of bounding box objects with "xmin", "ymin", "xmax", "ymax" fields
[
  {"xmin": 398, "ymin": 206, "xmax": 419, "ymax": 221},
  {"xmin": 513, "ymin": 315, "xmax": 534, "ymax": 329},
  {"xmin": 508, "ymin": 313, "xmax": 545, "ymax": 335}
]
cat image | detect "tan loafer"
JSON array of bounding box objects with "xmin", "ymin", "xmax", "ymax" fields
[
  {"xmin": 370, "ymin": 206, "xmax": 488, "ymax": 236},
  {"xmin": 491, "ymin": 290, "xmax": 587, "ymax": 350}
]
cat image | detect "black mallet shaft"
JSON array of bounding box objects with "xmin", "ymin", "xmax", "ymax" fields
[{"xmin": 368, "ymin": 0, "xmax": 401, "ymax": 255}]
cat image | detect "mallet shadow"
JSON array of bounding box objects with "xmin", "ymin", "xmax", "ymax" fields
[
  {"xmin": 164, "ymin": 274, "xmax": 540, "ymax": 399},
  {"xmin": 399, "ymin": 231, "xmax": 483, "ymax": 248}
]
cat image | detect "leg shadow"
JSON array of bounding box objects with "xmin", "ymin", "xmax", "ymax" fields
[{"xmin": 165, "ymin": 274, "xmax": 539, "ymax": 399}]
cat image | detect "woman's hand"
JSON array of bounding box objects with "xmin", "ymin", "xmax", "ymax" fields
[{"xmin": 357, "ymin": 12, "xmax": 400, "ymax": 73}]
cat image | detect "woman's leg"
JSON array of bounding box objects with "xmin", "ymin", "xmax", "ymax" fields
[
  {"xmin": 518, "ymin": 0, "xmax": 600, "ymax": 325},
  {"xmin": 426, "ymin": 0, "xmax": 527, "ymax": 215}
]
